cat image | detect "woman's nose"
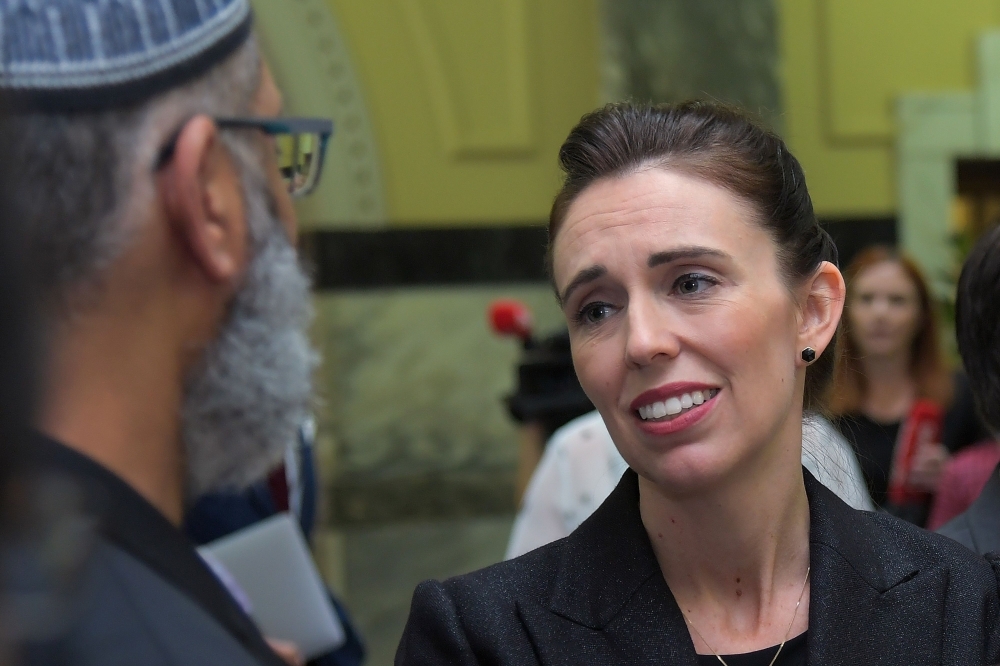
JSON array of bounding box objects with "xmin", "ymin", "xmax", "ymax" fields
[
  {"xmin": 870, "ymin": 296, "xmax": 891, "ymax": 316},
  {"xmin": 623, "ymin": 297, "xmax": 681, "ymax": 368}
]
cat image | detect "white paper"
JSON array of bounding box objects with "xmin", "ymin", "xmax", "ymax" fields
[{"xmin": 198, "ymin": 513, "xmax": 345, "ymax": 658}]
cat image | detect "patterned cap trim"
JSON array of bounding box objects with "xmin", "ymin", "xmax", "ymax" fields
[{"xmin": 0, "ymin": 0, "xmax": 253, "ymax": 111}]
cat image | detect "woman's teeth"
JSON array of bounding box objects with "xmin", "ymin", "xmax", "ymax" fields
[{"xmin": 637, "ymin": 389, "xmax": 719, "ymax": 421}]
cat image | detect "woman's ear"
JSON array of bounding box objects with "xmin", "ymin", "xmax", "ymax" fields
[
  {"xmin": 157, "ymin": 114, "xmax": 248, "ymax": 284},
  {"xmin": 797, "ymin": 261, "xmax": 846, "ymax": 365}
]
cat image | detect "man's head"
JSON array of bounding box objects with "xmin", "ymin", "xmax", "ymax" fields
[
  {"xmin": 956, "ymin": 225, "xmax": 1000, "ymax": 436},
  {"xmin": 0, "ymin": 0, "xmax": 324, "ymax": 500}
]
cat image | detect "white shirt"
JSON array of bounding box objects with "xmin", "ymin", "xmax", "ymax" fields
[{"xmin": 505, "ymin": 410, "xmax": 874, "ymax": 559}]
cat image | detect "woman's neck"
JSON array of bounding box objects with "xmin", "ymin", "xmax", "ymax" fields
[
  {"xmin": 639, "ymin": 425, "xmax": 810, "ymax": 652},
  {"xmin": 860, "ymin": 350, "xmax": 916, "ymax": 422}
]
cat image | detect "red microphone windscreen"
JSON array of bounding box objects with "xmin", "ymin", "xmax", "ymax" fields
[{"xmin": 489, "ymin": 299, "xmax": 533, "ymax": 340}]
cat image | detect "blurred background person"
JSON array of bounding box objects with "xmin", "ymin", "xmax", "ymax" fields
[
  {"xmin": 830, "ymin": 246, "xmax": 989, "ymax": 526},
  {"xmin": 937, "ymin": 225, "xmax": 1000, "ymax": 551},
  {"xmin": 0, "ymin": 1, "xmax": 335, "ymax": 663},
  {"xmin": 928, "ymin": 436, "xmax": 1000, "ymax": 531},
  {"xmin": 488, "ymin": 301, "xmax": 594, "ymax": 505}
]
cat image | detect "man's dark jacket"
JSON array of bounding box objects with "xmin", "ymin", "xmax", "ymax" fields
[
  {"xmin": 939, "ymin": 461, "xmax": 1000, "ymax": 555},
  {"xmin": 21, "ymin": 434, "xmax": 287, "ymax": 666},
  {"xmin": 397, "ymin": 469, "xmax": 1000, "ymax": 665}
]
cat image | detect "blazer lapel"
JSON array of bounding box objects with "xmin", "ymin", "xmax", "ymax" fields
[
  {"xmin": 519, "ymin": 470, "xmax": 699, "ymax": 666},
  {"xmin": 805, "ymin": 471, "xmax": 945, "ymax": 665},
  {"xmin": 520, "ymin": 469, "xmax": 949, "ymax": 666}
]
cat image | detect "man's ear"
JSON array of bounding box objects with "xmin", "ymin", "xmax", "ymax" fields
[
  {"xmin": 158, "ymin": 115, "xmax": 247, "ymax": 284},
  {"xmin": 797, "ymin": 261, "xmax": 846, "ymax": 366}
]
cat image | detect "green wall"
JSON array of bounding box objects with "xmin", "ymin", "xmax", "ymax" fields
[
  {"xmin": 328, "ymin": 0, "xmax": 600, "ymax": 225},
  {"xmin": 779, "ymin": 0, "xmax": 1000, "ymax": 217}
]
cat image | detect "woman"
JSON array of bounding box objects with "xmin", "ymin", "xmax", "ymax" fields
[
  {"xmin": 830, "ymin": 247, "xmax": 988, "ymax": 525},
  {"xmin": 396, "ymin": 102, "xmax": 1000, "ymax": 664}
]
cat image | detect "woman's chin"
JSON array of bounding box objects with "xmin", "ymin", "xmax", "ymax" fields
[{"xmin": 631, "ymin": 444, "xmax": 743, "ymax": 498}]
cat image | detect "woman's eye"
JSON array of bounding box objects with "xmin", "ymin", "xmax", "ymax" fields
[
  {"xmin": 674, "ymin": 273, "xmax": 716, "ymax": 296},
  {"xmin": 576, "ymin": 302, "xmax": 614, "ymax": 325}
]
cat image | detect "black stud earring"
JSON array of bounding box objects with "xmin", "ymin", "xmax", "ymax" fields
[{"xmin": 801, "ymin": 347, "xmax": 816, "ymax": 364}]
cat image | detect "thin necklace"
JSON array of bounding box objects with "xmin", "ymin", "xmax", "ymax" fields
[{"xmin": 683, "ymin": 566, "xmax": 810, "ymax": 666}]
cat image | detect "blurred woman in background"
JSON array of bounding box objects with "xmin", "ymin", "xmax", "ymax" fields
[{"xmin": 830, "ymin": 246, "xmax": 987, "ymax": 525}]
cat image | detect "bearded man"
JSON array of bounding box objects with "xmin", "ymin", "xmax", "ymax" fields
[{"xmin": 0, "ymin": 1, "xmax": 330, "ymax": 664}]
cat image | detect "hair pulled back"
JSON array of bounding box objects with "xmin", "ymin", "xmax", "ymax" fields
[{"xmin": 548, "ymin": 100, "xmax": 840, "ymax": 411}]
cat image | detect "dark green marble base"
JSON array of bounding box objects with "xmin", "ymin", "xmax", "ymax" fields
[
  {"xmin": 340, "ymin": 516, "xmax": 514, "ymax": 666},
  {"xmin": 328, "ymin": 468, "xmax": 515, "ymax": 525}
]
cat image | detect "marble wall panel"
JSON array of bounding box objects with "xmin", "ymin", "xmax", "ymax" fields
[
  {"xmin": 602, "ymin": 0, "xmax": 781, "ymax": 129},
  {"xmin": 311, "ymin": 286, "xmax": 564, "ymax": 525}
]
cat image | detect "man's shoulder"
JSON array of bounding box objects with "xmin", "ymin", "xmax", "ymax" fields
[
  {"xmin": 70, "ymin": 539, "xmax": 264, "ymax": 666},
  {"xmin": 937, "ymin": 461, "xmax": 1000, "ymax": 555},
  {"xmin": 937, "ymin": 511, "xmax": 977, "ymax": 552}
]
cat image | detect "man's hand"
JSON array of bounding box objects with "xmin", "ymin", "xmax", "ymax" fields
[{"xmin": 266, "ymin": 638, "xmax": 304, "ymax": 666}]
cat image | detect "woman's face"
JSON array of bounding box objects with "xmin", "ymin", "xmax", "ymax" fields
[
  {"xmin": 848, "ymin": 260, "xmax": 921, "ymax": 360},
  {"xmin": 552, "ymin": 169, "xmax": 814, "ymax": 493}
]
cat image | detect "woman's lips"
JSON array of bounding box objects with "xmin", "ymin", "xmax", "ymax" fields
[
  {"xmin": 636, "ymin": 388, "xmax": 719, "ymax": 421},
  {"xmin": 629, "ymin": 383, "xmax": 721, "ymax": 436}
]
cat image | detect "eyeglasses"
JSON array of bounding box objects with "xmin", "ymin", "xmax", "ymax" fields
[{"xmin": 155, "ymin": 116, "xmax": 334, "ymax": 199}]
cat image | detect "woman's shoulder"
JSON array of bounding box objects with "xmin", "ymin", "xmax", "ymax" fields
[
  {"xmin": 398, "ymin": 535, "xmax": 584, "ymax": 665},
  {"xmin": 814, "ymin": 480, "xmax": 999, "ymax": 589},
  {"xmin": 859, "ymin": 506, "xmax": 989, "ymax": 560},
  {"xmin": 433, "ymin": 532, "xmax": 573, "ymax": 609},
  {"xmin": 808, "ymin": 479, "xmax": 1000, "ymax": 661},
  {"xmin": 398, "ymin": 472, "xmax": 659, "ymax": 664}
]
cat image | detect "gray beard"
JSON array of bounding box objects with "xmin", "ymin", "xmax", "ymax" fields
[{"xmin": 181, "ymin": 173, "xmax": 317, "ymax": 500}]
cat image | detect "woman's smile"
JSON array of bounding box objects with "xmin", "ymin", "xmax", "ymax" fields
[
  {"xmin": 630, "ymin": 382, "xmax": 721, "ymax": 436},
  {"xmin": 635, "ymin": 388, "xmax": 719, "ymax": 421}
]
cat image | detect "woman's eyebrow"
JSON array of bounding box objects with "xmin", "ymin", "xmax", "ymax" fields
[
  {"xmin": 648, "ymin": 246, "xmax": 729, "ymax": 268},
  {"xmin": 558, "ymin": 265, "xmax": 606, "ymax": 306}
]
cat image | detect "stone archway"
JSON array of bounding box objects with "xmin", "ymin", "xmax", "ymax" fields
[{"xmin": 250, "ymin": 0, "xmax": 386, "ymax": 228}]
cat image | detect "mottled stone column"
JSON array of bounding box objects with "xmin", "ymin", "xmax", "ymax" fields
[{"xmin": 601, "ymin": 0, "xmax": 782, "ymax": 130}]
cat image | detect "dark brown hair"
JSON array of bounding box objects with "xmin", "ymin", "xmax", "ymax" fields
[
  {"xmin": 548, "ymin": 101, "xmax": 840, "ymax": 411},
  {"xmin": 956, "ymin": 226, "xmax": 1000, "ymax": 433},
  {"xmin": 828, "ymin": 246, "xmax": 953, "ymax": 416}
]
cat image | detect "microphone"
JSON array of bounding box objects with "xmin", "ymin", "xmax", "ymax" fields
[
  {"xmin": 488, "ymin": 299, "xmax": 534, "ymax": 344},
  {"xmin": 887, "ymin": 399, "xmax": 943, "ymax": 505}
]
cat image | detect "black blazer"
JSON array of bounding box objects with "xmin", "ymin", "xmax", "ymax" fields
[
  {"xmin": 939, "ymin": 461, "xmax": 1000, "ymax": 555},
  {"xmin": 396, "ymin": 470, "xmax": 1000, "ymax": 665}
]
